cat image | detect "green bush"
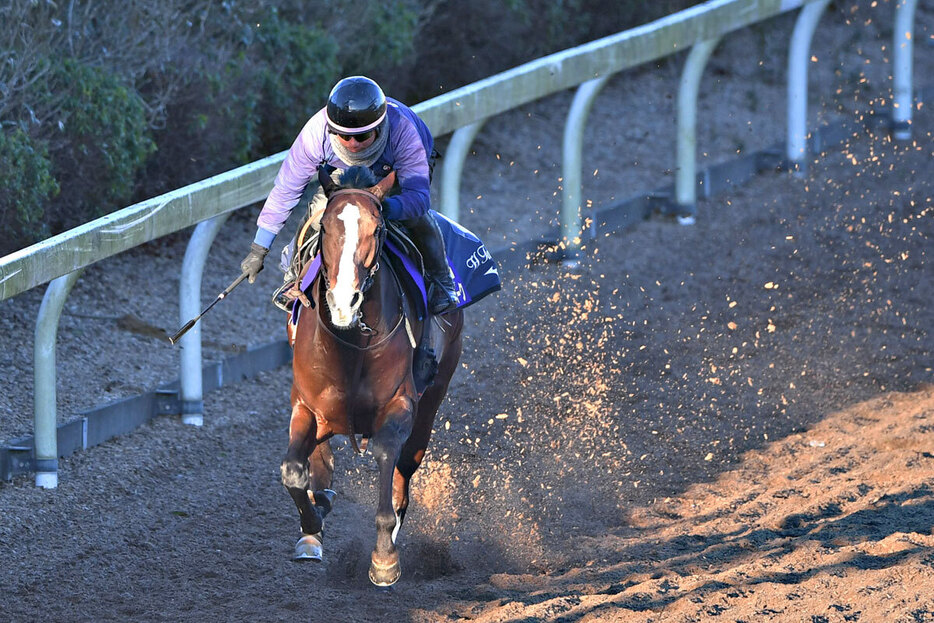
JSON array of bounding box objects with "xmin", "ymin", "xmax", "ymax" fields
[
  {"xmin": 405, "ymin": 0, "xmax": 700, "ymax": 99},
  {"xmin": 149, "ymin": 9, "xmax": 341, "ymax": 177},
  {"xmin": 346, "ymin": 1, "xmax": 421, "ymax": 70},
  {"xmin": 0, "ymin": 128, "xmax": 59, "ymax": 247},
  {"xmin": 254, "ymin": 10, "xmax": 340, "ymax": 154},
  {"xmin": 0, "ymin": 0, "xmax": 697, "ymax": 252},
  {"xmin": 47, "ymin": 59, "xmax": 156, "ymax": 222}
]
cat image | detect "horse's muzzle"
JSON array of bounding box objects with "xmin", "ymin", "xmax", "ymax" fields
[{"xmin": 325, "ymin": 288, "xmax": 362, "ymax": 328}]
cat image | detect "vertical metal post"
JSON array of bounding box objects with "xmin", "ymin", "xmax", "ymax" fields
[
  {"xmin": 787, "ymin": 0, "xmax": 831, "ymax": 175},
  {"xmin": 892, "ymin": 0, "xmax": 918, "ymax": 140},
  {"xmin": 562, "ymin": 75, "xmax": 611, "ymax": 263},
  {"xmin": 676, "ymin": 37, "xmax": 721, "ymax": 224},
  {"xmin": 178, "ymin": 213, "xmax": 231, "ymax": 426},
  {"xmin": 34, "ymin": 269, "xmax": 83, "ymax": 488},
  {"xmin": 439, "ymin": 120, "xmax": 487, "ymax": 221}
]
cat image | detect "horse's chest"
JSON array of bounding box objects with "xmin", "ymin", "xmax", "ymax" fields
[{"xmin": 311, "ymin": 383, "xmax": 401, "ymax": 435}]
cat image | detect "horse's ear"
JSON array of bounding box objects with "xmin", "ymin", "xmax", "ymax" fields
[
  {"xmin": 318, "ymin": 164, "xmax": 338, "ymax": 197},
  {"xmin": 368, "ymin": 171, "xmax": 396, "ymax": 202}
]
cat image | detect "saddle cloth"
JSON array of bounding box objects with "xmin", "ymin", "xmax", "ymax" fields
[{"xmin": 289, "ymin": 211, "xmax": 501, "ymax": 326}]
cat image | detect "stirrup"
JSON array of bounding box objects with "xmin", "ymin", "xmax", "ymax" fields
[
  {"xmin": 272, "ymin": 281, "xmax": 311, "ymax": 313},
  {"xmin": 272, "ymin": 282, "xmax": 295, "ymax": 312}
]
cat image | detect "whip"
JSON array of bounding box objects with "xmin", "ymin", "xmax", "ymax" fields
[{"xmin": 169, "ymin": 272, "xmax": 248, "ymax": 344}]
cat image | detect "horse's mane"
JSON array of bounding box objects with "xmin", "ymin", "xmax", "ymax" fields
[{"xmin": 338, "ymin": 165, "xmax": 378, "ymax": 190}]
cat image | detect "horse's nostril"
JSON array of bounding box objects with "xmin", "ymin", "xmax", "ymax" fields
[{"xmin": 351, "ymin": 292, "xmax": 361, "ymax": 308}]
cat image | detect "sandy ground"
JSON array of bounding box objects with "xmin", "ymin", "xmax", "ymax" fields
[{"xmin": 1, "ymin": 2, "xmax": 933, "ymax": 621}]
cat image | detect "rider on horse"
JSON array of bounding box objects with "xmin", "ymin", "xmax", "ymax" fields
[{"xmin": 240, "ymin": 75, "xmax": 458, "ymax": 315}]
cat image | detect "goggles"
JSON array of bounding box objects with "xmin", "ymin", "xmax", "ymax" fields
[{"xmin": 331, "ymin": 128, "xmax": 375, "ymax": 143}]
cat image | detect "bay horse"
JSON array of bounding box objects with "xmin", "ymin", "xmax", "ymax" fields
[{"xmin": 280, "ymin": 165, "xmax": 464, "ymax": 586}]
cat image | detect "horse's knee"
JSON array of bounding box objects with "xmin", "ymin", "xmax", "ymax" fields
[
  {"xmin": 280, "ymin": 458, "xmax": 308, "ymax": 490},
  {"xmin": 370, "ymin": 442, "xmax": 397, "ymax": 468},
  {"xmin": 370, "ymin": 421, "xmax": 410, "ymax": 465}
]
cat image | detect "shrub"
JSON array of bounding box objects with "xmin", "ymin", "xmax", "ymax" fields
[
  {"xmin": 0, "ymin": 128, "xmax": 59, "ymax": 249},
  {"xmin": 404, "ymin": 0, "xmax": 701, "ymax": 99},
  {"xmin": 0, "ymin": 0, "xmax": 697, "ymax": 252},
  {"xmin": 344, "ymin": 1, "xmax": 423, "ymax": 72},
  {"xmin": 253, "ymin": 9, "xmax": 341, "ymax": 154},
  {"xmin": 45, "ymin": 58, "xmax": 155, "ymax": 226},
  {"xmin": 141, "ymin": 6, "xmax": 342, "ymax": 187}
]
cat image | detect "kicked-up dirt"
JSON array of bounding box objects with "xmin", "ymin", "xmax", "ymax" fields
[{"xmin": 1, "ymin": 1, "xmax": 932, "ymax": 621}]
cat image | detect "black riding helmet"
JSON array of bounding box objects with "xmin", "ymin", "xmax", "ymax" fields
[{"xmin": 326, "ymin": 76, "xmax": 387, "ymax": 135}]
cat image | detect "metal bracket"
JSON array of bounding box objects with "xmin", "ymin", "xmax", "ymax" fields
[
  {"xmin": 154, "ymin": 389, "xmax": 182, "ymax": 416},
  {"xmin": 1, "ymin": 444, "xmax": 34, "ymax": 481}
]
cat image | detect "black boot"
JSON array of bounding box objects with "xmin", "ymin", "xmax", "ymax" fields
[{"xmin": 405, "ymin": 213, "xmax": 457, "ymax": 314}]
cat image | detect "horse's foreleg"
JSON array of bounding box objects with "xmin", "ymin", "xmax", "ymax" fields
[
  {"xmin": 368, "ymin": 397, "xmax": 415, "ymax": 587},
  {"xmin": 293, "ymin": 443, "xmax": 335, "ymax": 562},
  {"xmin": 281, "ymin": 400, "xmax": 325, "ymax": 559}
]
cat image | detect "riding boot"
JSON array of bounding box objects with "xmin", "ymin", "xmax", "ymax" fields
[{"xmin": 404, "ymin": 212, "xmax": 457, "ymax": 315}]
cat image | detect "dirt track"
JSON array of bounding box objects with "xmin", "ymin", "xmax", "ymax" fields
[{"xmin": 1, "ymin": 2, "xmax": 933, "ymax": 621}]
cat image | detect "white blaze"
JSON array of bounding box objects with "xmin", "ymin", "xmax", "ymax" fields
[{"xmin": 331, "ymin": 203, "xmax": 361, "ymax": 324}]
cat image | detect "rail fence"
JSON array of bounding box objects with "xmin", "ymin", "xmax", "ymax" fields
[{"xmin": 0, "ymin": 0, "xmax": 923, "ymax": 487}]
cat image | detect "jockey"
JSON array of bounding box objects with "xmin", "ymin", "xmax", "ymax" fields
[{"xmin": 239, "ymin": 75, "xmax": 458, "ymax": 315}]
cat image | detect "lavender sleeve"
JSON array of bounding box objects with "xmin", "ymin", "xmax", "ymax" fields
[
  {"xmin": 253, "ymin": 111, "xmax": 328, "ymax": 247},
  {"xmin": 382, "ymin": 116, "xmax": 431, "ymax": 222}
]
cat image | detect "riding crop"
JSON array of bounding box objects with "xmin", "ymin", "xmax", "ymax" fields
[{"xmin": 169, "ymin": 272, "xmax": 248, "ymax": 344}]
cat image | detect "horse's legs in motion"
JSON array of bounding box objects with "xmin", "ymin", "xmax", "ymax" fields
[
  {"xmin": 368, "ymin": 398, "xmax": 415, "ymax": 586},
  {"xmin": 281, "ymin": 400, "xmax": 333, "ymax": 561},
  {"xmin": 394, "ymin": 313, "xmax": 464, "ymax": 524},
  {"xmin": 308, "ymin": 439, "xmax": 335, "ymax": 514}
]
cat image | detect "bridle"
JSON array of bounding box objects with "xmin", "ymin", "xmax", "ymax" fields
[
  {"xmin": 318, "ymin": 187, "xmax": 392, "ymax": 338},
  {"xmin": 319, "ymin": 188, "xmax": 387, "ymax": 299}
]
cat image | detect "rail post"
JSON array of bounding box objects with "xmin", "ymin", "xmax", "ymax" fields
[
  {"xmin": 439, "ymin": 120, "xmax": 487, "ymax": 221},
  {"xmin": 892, "ymin": 0, "xmax": 919, "ymax": 140},
  {"xmin": 675, "ymin": 37, "xmax": 722, "ymax": 223},
  {"xmin": 34, "ymin": 270, "xmax": 83, "ymax": 488},
  {"xmin": 178, "ymin": 214, "xmax": 231, "ymax": 426},
  {"xmin": 562, "ymin": 75, "xmax": 611, "ymax": 263},
  {"xmin": 786, "ymin": 0, "xmax": 831, "ymax": 176}
]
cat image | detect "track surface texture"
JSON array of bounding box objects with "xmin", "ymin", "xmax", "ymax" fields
[{"xmin": 1, "ymin": 3, "xmax": 933, "ymax": 621}]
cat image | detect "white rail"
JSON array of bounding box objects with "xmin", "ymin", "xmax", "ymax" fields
[{"xmin": 0, "ymin": 0, "xmax": 921, "ymax": 487}]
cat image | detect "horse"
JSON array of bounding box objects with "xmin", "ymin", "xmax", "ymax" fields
[{"xmin": 280, "ymin": 165, "xmax": 465, "ymax": 586}]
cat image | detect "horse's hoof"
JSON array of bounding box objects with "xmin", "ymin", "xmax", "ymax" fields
[
  {"xmin": 293, "ymin": 533, "xmax": 323, "ymax": 562},
  {"xmin": 368, "ymin": 552, "xmax": 401, "ymax": 586}
]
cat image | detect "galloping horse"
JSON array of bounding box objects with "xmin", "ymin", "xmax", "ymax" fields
[{"xmin": 280, "ymin": 166, "xmax": 464, "ymax": 586}]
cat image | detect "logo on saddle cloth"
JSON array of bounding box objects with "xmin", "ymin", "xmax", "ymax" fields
[
  {"xmin": 433, "ymin": 211, "xmax": 501, "ymax": 307},
  {"xmin": 289, "ymin": 211, "xmax": 501, "ymax": 326}
]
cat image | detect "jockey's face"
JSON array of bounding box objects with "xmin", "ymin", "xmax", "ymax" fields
[{"xmin": 335, "ymin": 129, "xmax": 376, "ymax": 153}]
